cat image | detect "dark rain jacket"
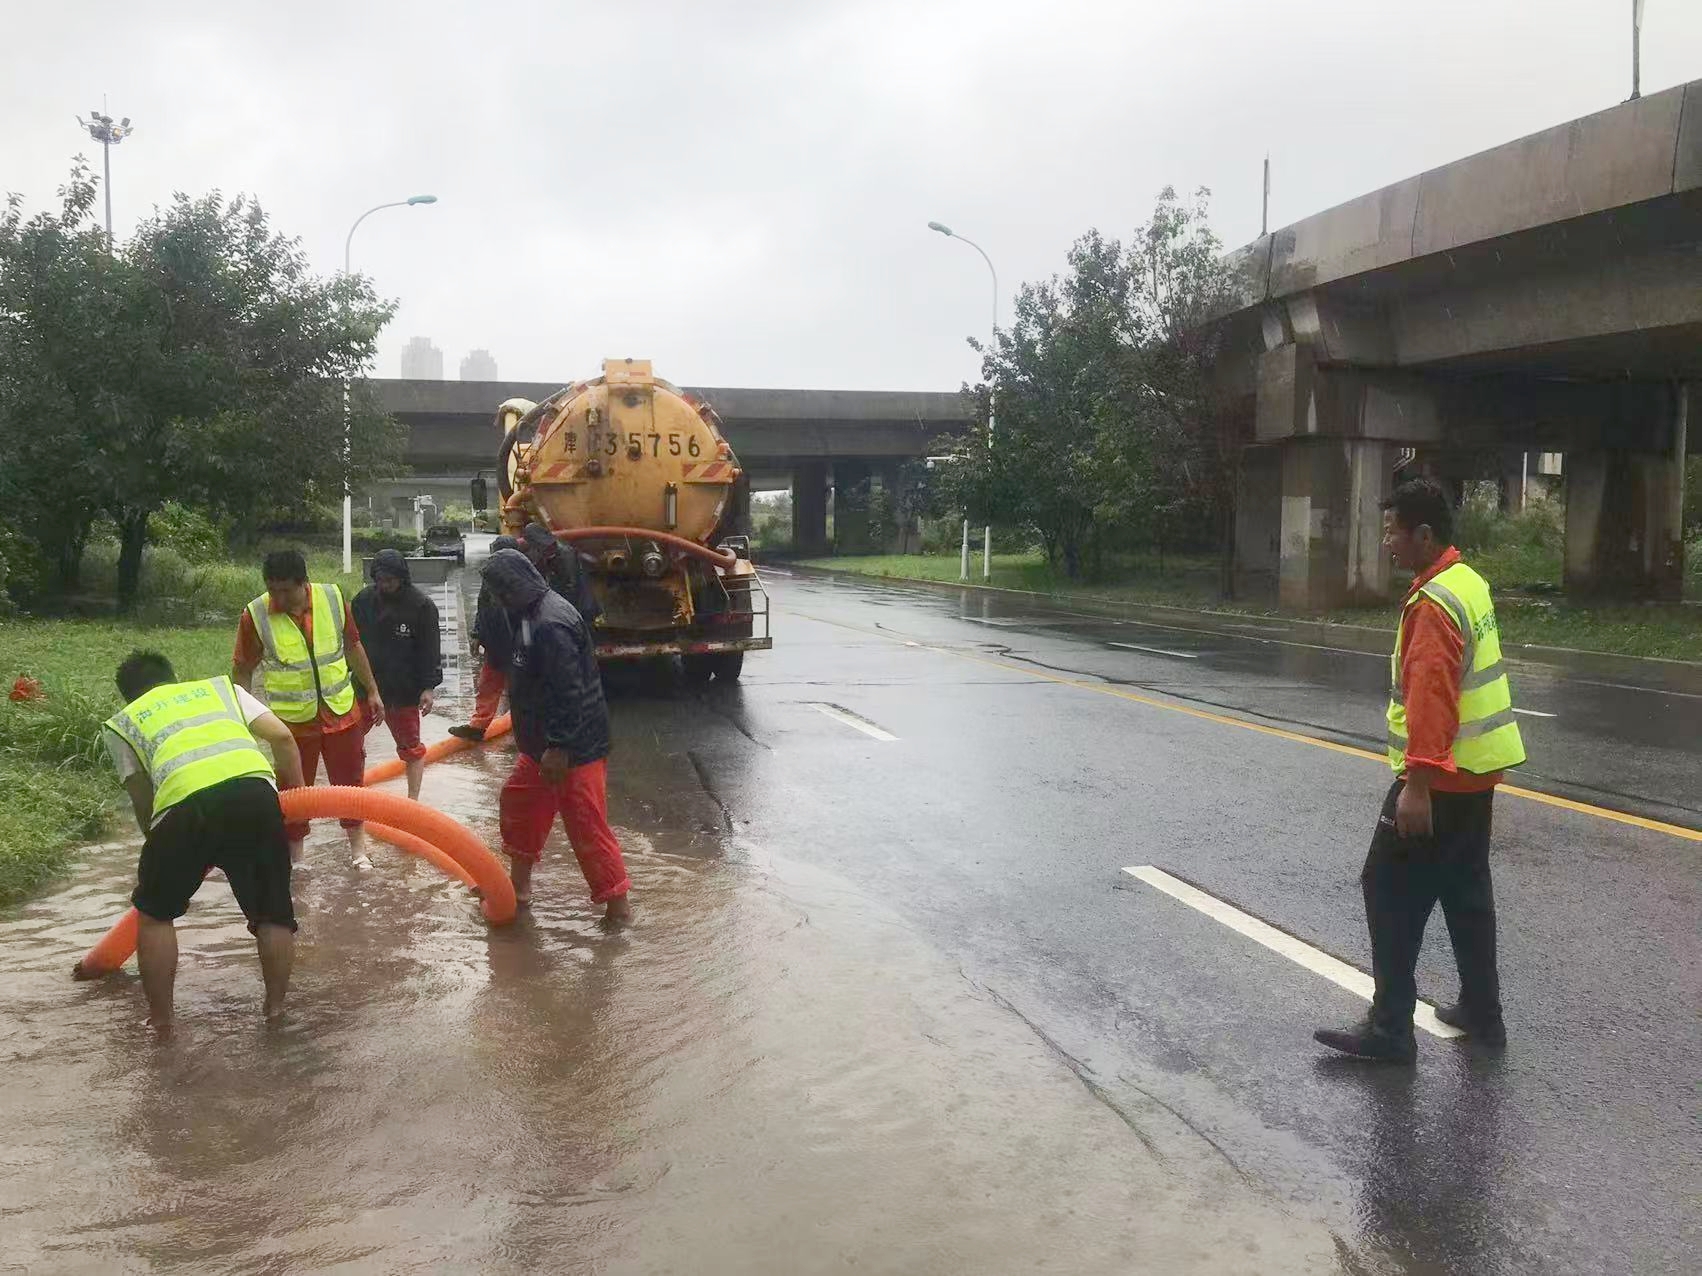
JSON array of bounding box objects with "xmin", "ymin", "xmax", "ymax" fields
[
  {"xmin": 472, "ymin": 535, "xmax": 520, "ymax": 670},
  {"xmin": 351, "ymin": 549, "xmax": 442, "ymax": 707},
  {"xmin": 482, "ymin": 548, "xmax": 609, "ymax": 766}
]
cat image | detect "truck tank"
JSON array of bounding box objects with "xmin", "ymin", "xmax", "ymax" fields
[{"xmin": 496, "ymin": 358, "xmax": 770, "ymax": 683}]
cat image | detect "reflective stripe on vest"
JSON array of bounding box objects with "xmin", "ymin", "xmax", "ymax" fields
[
  {"xmin": 104, "ymin": 677, "xmax": 274, "ymax": 820},
  {"xmin": 247, "ymin": 583, "xmax": 356, "ymax": 723},
  {"xmin": 1385, "ymin": 560, "xmax": 1526, "ymax": 775}
]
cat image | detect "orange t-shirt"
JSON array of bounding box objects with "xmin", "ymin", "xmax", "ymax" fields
[
  {"xmin": 234, "ymin": 594, "xmax": 366, "ymax": 736},
  {"xmin": 1398, "ymin": 547, "xmax": 1502, "ymax": 793}
]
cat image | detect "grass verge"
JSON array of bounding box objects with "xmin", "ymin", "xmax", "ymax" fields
[
  {"xmin": 796, "ymin": 552, "xmax": 1702, "ymax": 663},
  {"xmin": 0, "ymin": 599, "xmax": 336, "ymax": 906}
]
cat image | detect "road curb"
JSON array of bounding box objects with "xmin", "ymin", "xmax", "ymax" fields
[{"xmin": 772, "ymin": 562, "xmax": 1702, "ymax": 688}]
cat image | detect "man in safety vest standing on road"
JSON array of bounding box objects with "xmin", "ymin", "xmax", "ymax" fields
[
  {"xmin": 92, "ymin": 650, "xmax": 306, "ymax": 1036},
  {"xmin": 1315, "ymin": 477, "xmax": 1525, "ymax": 1063},
  {"xmin": 233, "ymin": 549, "xmax": 385, "ymax": 866}
]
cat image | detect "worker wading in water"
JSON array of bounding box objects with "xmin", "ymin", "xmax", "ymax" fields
[
  {"xmin": 86, "ymin": 651, "xmax": 305, "ymax": 1036},
  {"xmin": 232, "ymin": 549, "xmax": 385, "ymax": 867},
  {"xmin": 479, "ymin": 547, "xmax": 632, "ymax": 925},
  {"xmin": 450, "ymin": 535, "xmax": 519, "ymax": 742},
  {"xmin": 1315, "ymin": 478, "xmax": 1525, "ymax": 1063},
  {"xmin": 352, "ymin": 548, "xmax": 443, "ymax": 800}
]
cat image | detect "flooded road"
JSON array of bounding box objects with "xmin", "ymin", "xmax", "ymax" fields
[
  {"xmin": 8, "ymin": 561, "xmax": 1695, "ymax": 1273},
  {"xmin": 0, "ymin": 719, "xmax": 1337, "ymax": 1273}
]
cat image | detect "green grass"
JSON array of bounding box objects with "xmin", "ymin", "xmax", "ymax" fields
[
  {"xmin": 67, "ymin": 544, "xmax": 365, "ymax": 626},
  {"xmin": 799, "ymin": 551, "xmax": 1702, "ymax": 663},
  {"xmin": 0, "ymin": 576, "xmax": 361, "ymax": 906}
]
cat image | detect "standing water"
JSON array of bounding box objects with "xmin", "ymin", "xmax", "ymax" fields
[{"xmin": 1, "ymin": 704, "xmax": 1340, "ymax": 1274}]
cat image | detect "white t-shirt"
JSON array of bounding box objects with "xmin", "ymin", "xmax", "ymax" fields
[{"xmin": 106, "ymin": 684, "xmax": 277, "ymax": 789}]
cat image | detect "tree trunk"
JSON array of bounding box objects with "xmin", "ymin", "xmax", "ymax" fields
[
  {"xmin": 1217, "ymin": 495, "xmax": 1236, "ymax": 599},
  {"xmin": 54, "ymin": 515, "xmax": 93, "ymax": 591},
  {"xmin": 116, "ymin": 509, "xmax": 151, "ymax": 614}
]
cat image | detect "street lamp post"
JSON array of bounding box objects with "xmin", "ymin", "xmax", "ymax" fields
[
  {"xmin": 928, "ymin": 220, "xmax": 998, "ymax": 581},
  {"xmin": 341, "ymin": 195, "xmax": 438, "ymax": 574},
  {"xmin": 76, "ymin": 108, "xmax": 134, "ymax": 247}
]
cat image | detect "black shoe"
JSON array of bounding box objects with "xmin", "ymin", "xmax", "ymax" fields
[
  {"xmin": 1435, "ymin": 1002, "xmax": 1507, "ymax": 1048},
  {"xmin": 1313, "ymin": 1019, "xmax": 1417, "ymax": 1064},
  {"xmin": 448, "ymin": 724, "xmax": 486, "ymax": 742}
]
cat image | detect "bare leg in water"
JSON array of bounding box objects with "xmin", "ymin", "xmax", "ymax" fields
[
  {"xmin": 256, "ymin": 923, "xmax": 293, "ymax": 1020},
  {"xmin": 508, "ymin": 855, "xmax": 534, "ymax": 906},
  {"xmin": 404, "ymin": 758, "xmax": 425, "ymax": 801},
  {"xmin": 136, "ymin": 914, "xmax": 178, "ymax": 1037}
]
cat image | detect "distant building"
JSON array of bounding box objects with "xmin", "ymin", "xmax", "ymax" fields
[
  {"xmin": 401, "ymin": 336, "xmax": 444, "ymax": 380},
  {"xmin": 459, "ymin": 349, "xmax": 498, "ymax": 380}
]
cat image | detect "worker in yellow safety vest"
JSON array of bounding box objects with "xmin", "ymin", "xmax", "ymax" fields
[
  {"xmin": 1315, "ymin": 477, "xmax": 1525, "ymax": 1063},
  {"xmin": 233, "ymin": 548, "xmax": 385, "ymax": 866},
  {"xmin": 91, "ymin": 650, "xmax": 307, "ymax": 1036}
]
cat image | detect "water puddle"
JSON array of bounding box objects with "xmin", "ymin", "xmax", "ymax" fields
[{"xmin": 1, "ymin": 729, "xmax": 1339, "ymax": 1273}]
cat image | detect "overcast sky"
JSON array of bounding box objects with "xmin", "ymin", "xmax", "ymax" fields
[{"xmin": 5, "ymin": 1, "xmax": 1698, "ymax": 391}]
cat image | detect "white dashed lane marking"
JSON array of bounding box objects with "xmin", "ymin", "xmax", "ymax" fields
[
  {"xmin": 808, "ymin": 703, "xmax": 898, "ymax": 741},
  {"xmin": 1121, "ymin": 865, "xmax": 1464, "ymax": 1039}
]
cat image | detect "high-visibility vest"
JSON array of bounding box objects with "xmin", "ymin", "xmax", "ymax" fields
[
  {"xmin": 1387, "ymin": 560, "xmax": 1526, "ymax": 775},
  {"xmin": 246, "ymin": 583, "xmax": 356, "ymax": 723},
  {"xmin": 104, "ymin": 677, "xmax": 274, "ymax": 821}
]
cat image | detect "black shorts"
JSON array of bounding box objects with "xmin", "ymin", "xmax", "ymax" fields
[{"xmin": 132, "ymin": 776, "xmax": 297, "ymax": 932}]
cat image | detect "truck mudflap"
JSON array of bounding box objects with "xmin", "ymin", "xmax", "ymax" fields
[{"xmin": 596, "ymin": 637, "xmax": 774, "ymax": 661}]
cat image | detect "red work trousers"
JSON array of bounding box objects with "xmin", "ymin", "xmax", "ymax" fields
[
  {"xmin": 499, "ymin": 754, "xmax": 632, "ymax": 904},
  {"xmin": 470, "ymin": 661, "xmax": 507, "ymax": 729},
  {"xmin": 281, "ymin": 720, "xmax": 368, "ymax": 840}
]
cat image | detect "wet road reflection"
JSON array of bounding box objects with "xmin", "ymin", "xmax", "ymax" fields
[{"xmin": 0, "ymin": 724, "xmax": 1338, "ymax": 1273}]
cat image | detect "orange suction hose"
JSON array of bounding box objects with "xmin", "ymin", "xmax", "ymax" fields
[
  {"xmin": 368, "ymin": 823, "xmax": 479, "ymax": 888},
  {"xmin": 364, "ymin": 713, "xmax": 512, "ymax": 785},
  {"xmin": 73, "ymin": 785, "xmax": 515, "ymax": 979},
  {"xmin": 555, "ymin": 526, "xmax": 738, "ymax": 571}
]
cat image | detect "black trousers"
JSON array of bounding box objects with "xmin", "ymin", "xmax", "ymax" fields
[{"xmin": 1363, "ymin": 779, "xmax": 1500, "ymax": 1029}]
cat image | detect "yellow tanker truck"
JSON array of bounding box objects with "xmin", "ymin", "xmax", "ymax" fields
[{"xmin": 495, "ymin": 359, "xmax": 770, "ymax": 683}]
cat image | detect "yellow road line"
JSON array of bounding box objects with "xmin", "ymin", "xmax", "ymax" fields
[{"xmin": 793, "ymin": 607, "xmax": 1702, "ymax": 844}]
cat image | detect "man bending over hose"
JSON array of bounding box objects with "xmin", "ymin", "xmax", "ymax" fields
[{"xmin": 86, "ymin": 650, "xmax": 305, "ymax": 1036}]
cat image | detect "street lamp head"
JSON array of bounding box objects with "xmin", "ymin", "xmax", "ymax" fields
[
  {"xmin": 927, "ymin": 221, "xmax": 953, "ymax": 237},
  {"xmin": 406, "ymin": 194, "xmax": 438, "ymax": 205}
]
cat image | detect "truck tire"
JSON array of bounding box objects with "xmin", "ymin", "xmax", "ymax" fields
[{"xmin": 682, "ymin": 651, "xmax": 744, "ymax": 685}]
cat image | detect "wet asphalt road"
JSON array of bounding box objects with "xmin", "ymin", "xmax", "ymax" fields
[{"xmin": 626, "ymin": 567, "xmax": 1700, "ymax": 1275}]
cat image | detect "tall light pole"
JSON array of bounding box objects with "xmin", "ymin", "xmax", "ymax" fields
[
  {"xmin": 76, "ymin": 108, "xmax": 134, "ymax": 247},
  {"xmin": 1631, "ymin": 0, "xmax": 1646, "ymax": 100},
  {"xmin": 928, "ymin": 220, "xmax": 999, "ymax": 580},
  {"xmin": 341, "ymin": 194, "xmax": 438, "ymax": 573}
]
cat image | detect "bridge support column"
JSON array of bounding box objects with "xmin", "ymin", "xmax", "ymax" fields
[
  {"xmin": 791, "ymin": 460, "xmax": 829, "ymax": 556},
  {"xmin": 1564, "ymin": 385, "xmax": 1689, "ymax": 601},
  {"xmin": 1237, "ymin": 345, "xmax": 1410, "ymax": 609},
  {"xmin": 832, "ymin": 461, "xmax": 874, "ymax": 554}
]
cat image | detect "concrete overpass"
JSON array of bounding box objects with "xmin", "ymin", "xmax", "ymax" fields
[
  {"xmin": 1215, "ymin": 78, "xmax": 1700, "ymax": 608},
  {"xmin": 368, "ymin": 378, "xmax": 971, "ymax": 553}
]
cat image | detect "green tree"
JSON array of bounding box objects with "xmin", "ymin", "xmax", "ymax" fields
[
  {"xmin": 941, "ymin": 230, "xmax": 1152, "ymax": 578},
  {"xmin": 1132, "ymin": 186, "xmax": 1243, "ymax": 591},
  {"xmin": 0, "ymin": 162, "xmax": 404, "ymax": 611}
]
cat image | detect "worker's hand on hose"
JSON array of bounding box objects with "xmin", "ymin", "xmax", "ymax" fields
[
  {"xmin": 1394, "ymin": 778, "xmax": 1434, "ymax": 838},
  {"xmin": 419, "ymin": 689, "xmax": 436, "ymax": 716},
  {"xmin": 539, "ymin": 747, "xmax": 572, "ymax": 785}
]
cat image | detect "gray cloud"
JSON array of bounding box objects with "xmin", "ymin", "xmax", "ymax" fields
[{"xmin": 5, "ymin": 0, "xmax": 1697, "ymax": 391}]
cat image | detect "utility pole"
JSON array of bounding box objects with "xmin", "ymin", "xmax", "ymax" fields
[
  {"xmin": 1261, "ymin": 155, "xmax": 1271, "ymax": 236},
  {"xmin": 76, "ymin": 106, "xmax": 133, "ymax": 247},
  {"xmin": 1631, "ymin": 0, "xmax": 1645, "ymax": 100}
]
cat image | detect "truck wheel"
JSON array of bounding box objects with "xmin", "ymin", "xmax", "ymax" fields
[
  {"xmin": 681, "ymin": 654, "xmax": 715, "ymax": 686},
  {"xmin": 711, "ymin": 651, "xmax": 744, "ymax": 683}
]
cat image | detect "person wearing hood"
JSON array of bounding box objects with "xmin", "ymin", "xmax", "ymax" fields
[
  {"xmin": 352, "ymin": 549, "xmax": 442, "ymax": 800},
  {"xmin": 449, "ymin": 534, "xmax": 519, "ymax": 742},
  {"xmin": 521, "ymin": 522, "xmax": 602, "ymax": 627},
  {"xmin": 480, "ymin": 547, "xmax": 632, "ymax": 923}
]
